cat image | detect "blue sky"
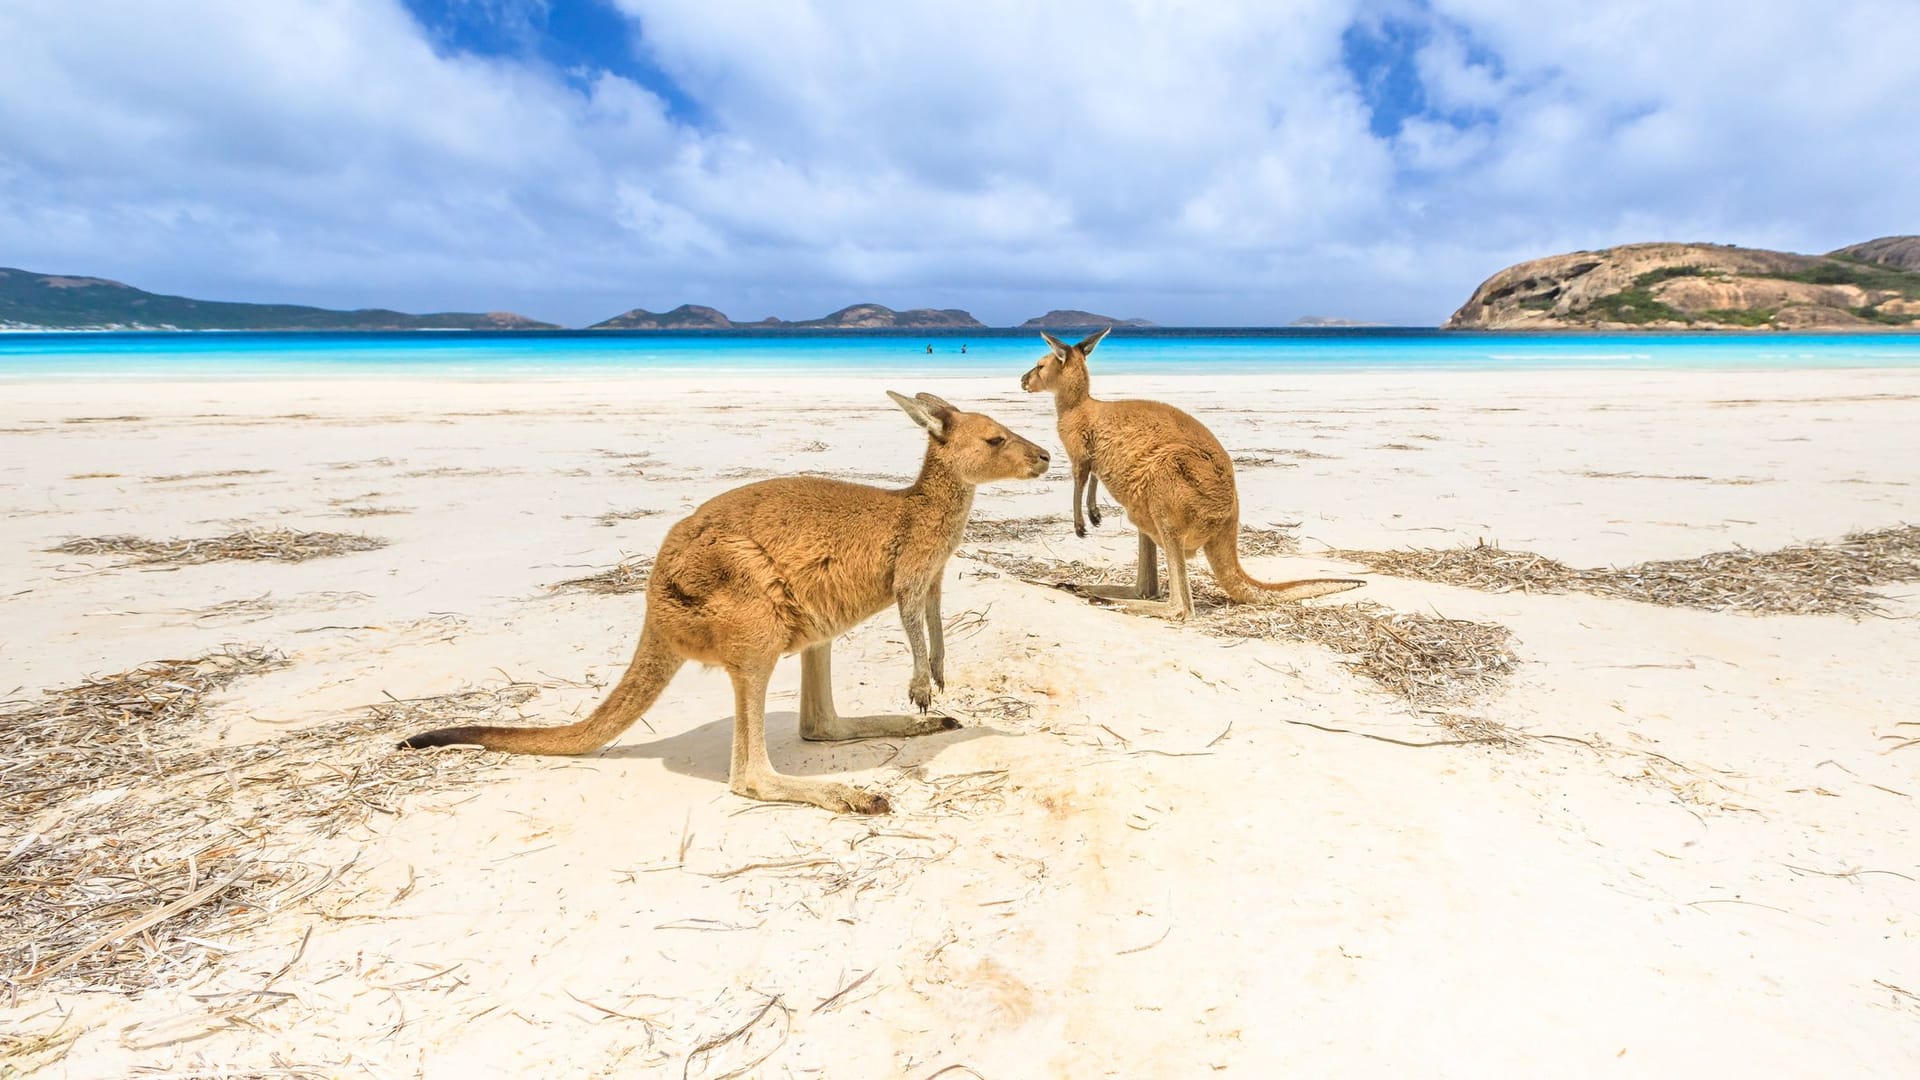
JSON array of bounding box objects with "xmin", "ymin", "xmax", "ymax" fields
[{"xmin": 1, "ymin": 1, "xmax": 1915, "ymax": 326}]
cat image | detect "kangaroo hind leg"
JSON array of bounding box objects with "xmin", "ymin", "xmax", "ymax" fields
[
  {"xmin": 798, "ymin": 642, "xmax": 959, "ymax": 742},
  {"xmin": 728, "ymin": 655, "xmax": 891, "ymax": 814},
  {"xmin": 1106, "ymin": 525, "xmax": 1191, "ymax": 621},
  {"xmin": 1079, "ymin": 531, "xmax": 1164, "ymax": 600}
]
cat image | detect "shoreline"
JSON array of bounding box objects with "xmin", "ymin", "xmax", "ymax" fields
[
  {"xmin": 7, "ymin": 365, "xmax": 1920, "ymax": 392},
  {"xmin": 7, "ymin": 323, "xmax": 1920, "ymax": 335}
]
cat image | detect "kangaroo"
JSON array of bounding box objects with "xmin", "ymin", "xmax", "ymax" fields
[
  {"xmin": 401, "ymin": 391, "xmax": 1051, "ymax": 815},
  {"xmin": 1021, "ymin": 329, "xmax": 1361, "ymax": 620}
]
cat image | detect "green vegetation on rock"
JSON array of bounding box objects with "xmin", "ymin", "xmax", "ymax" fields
[
  {"xmin": 1852, "ymin": 306, "xmax": 1918, "ymax": 326},
  {"xmin": 1583, "ymin": 288, "xmax": 1688, "ymax": 325},
  {"xmin": 1631, "ymin": 266, "xmax": 1708, "ymax": 289},
  {"xmin": 1766, "ymin": 261, "xmax": 1920, "ymax": 298},
  {"xmin": 1700, "ymin": 308, "xmax": 1776, "ymax": 327}
]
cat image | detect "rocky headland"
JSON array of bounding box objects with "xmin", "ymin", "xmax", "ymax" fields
[{"xmin": 1445, "ymin": 237, "xmax": 1920, "ymax": 331}]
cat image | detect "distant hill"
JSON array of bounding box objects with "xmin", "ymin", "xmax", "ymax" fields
[
  {"xmin": 1445, "ymin": 238, "xmax": 1920, "ymax": 330},
  {"xmin": 1289, "ymin": 316, "xmax": 1386, "ymax": 328},
  {"xmin": 588, "ymin": 302, "xmax": 985, "ymax": 330},
  {"xmin": 0, "ymin": 267, "xmax": 557, "ymax": 331},
  {"xmin": 1018, "ymin": 309, "xmax": 1154, "ymax": 329},
  {"xmin": 800, "ymin": 303, "xmax": 983, "ymax": 329},
  {"xmin": 587, "ymin": 304, "xmax": 733, "ymax": 330}
]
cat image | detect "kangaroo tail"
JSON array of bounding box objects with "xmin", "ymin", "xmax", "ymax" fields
[
  {"xmin": 1203, "ymin": 517, "xmax": 1364, "ymax": 604},
  {"xmin": 400, "ymin": 626, "xmax": 683, "ymax": 755}
]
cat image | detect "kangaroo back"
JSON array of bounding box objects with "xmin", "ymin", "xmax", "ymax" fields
[
  {"xmin": 401, "ymin": 626, "xmax": 683, "ymax": 754},
  {"xmin": 1202, "ymin": 513, "xmax": 1364, "ymax": 604}
]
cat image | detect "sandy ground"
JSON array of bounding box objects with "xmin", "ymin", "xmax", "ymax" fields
[{"xmin": 2, "ymin": 368, "xmax": 1918, "ymax": 1077}]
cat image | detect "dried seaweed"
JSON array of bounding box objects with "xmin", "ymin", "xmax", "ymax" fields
[
  {"xmin": 145, "ymin": 469, "xmax": 272, "ymax": 484},
  {"xmin": 1577, "ymin": 470, "xmax": 1770, "ymax": 485},
  {"xmin": 0, "ymin": 650, "xmax": 523, "ymax": 995},
  {"xmin": 333, "ymin": 505, "xmax": 410, "ymax": 518},
  {"xmin": 1230, "ymin": 454, "xmax": 1296, "ymax": 470},
  {"xmin": 1237, "ymin": 526, "xmax": 1301, "ymax": 558},
  {"xmin": 966, "ymin": 549, "xmax": 1515, "ymax": 707},
  {"xmin": 400, "ymin": 465, "xmax": 517, "ymax": 479},
  {"xmin": 551, "ymin": 556, "xmax": 655, "ymax": 594},
  {"xmin": 1333, "ymin": 525, "xmax": 1920, "ymax": 616},
  {"xmin": 1195, "ymin": 580, "xmax": 1515, "ymax": 708},
  {"xmin": 963, "ymin": 515, "xmax": 1072, "ymax": 544},
  {"xmin": 48, "ymin": 529, "xmax": 386, "ymax": 567},
  {"xmin": 1245, "ymin": 447, "xmax": 1335, "ymax": 460},
  {"xmin": 966, "ymin": 517, "xmax": 1298, "ymax": 558},
  {"xmin": 594, "ymin": 508, "xmax": 664, "ymax": 527},
  {"xmin": 959, "ymin": 549, "xmax": 1119, "ymax": 590}
]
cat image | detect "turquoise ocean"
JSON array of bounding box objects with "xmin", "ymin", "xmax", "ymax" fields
[{"xmin": 4, "ymin": 329, "xmax": 1920, "ymax": 380}]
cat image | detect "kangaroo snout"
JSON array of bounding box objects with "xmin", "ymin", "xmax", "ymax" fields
[{"xmin": 1021, "ymin": 366, "xmax": 1041, "ymax": 392}]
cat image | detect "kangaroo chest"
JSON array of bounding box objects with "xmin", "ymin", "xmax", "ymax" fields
[
  {"xmin": 887, "ymin": 489, "xmax": 973, "ymax": 585},
  {"xmin": 1057, "ymin": 410, "xmax": 1098, "ymax": 467}
]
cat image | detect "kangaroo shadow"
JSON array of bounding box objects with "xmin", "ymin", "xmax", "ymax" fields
[{"xmin": 594, "ymin": 710, "xmax": 1002, "ymax": 784}]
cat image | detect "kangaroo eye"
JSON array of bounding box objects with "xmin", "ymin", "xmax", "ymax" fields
[{"xmin": 986, "ymin": 435, "xmax": 1006, "ymax": 447}]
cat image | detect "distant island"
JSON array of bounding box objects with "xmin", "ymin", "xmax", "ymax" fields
[
  {"xmin": 592, "ymin": 304, "xmax": 1158, "ymax": 331},
  {"xmin": 0, "ymin": 267, "xmax": 557, "ymax": 332},
  {"xmin": 0, "ymin": 265, "xmax": 1302, "ymax": 335},
  {"xmin": 0, "ymin": 274, "xmax": 1171, "ymax": 330},
  {"xmin": 589, "ymin": 302, "xmax": 985, "ymax": 331},
  {"xmin": 1017, "ymin": 309, "xmax": 1155, "ymax": 330},
  {"xmin": 1289, "ymin": 316, "xmax": 1386, "ymax": 328},
  {"xmin": 1446, "ymin": 235, "xmax": 1920, "ymax": 331}
]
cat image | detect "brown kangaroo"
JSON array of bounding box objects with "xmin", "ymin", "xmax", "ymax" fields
[
  {"xmin": 401, "ymin": 392, "xmax": 1051, "ymax": 814},
  {"xmin": 1021, "ymin": 329, "xmax": 1361, "ymax": 620}
]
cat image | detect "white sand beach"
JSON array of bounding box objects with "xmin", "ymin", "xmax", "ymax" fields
[{"xmin": 3, "ymin": 369, "xmax": 1918, "ymax": 1076}]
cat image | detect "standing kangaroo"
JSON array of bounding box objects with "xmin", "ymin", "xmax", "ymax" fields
[
  {"xmin": 401, "ymin": 392, "xmax": 1050, "ymax": 815},
  {"xmin": 1021, "ymin": 329, "xmax": 1361, "ymax": 620}
]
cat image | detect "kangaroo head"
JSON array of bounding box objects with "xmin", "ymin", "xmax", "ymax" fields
[
  {"xmin": 1020, "ymin": 327, "xmax": 1108, "ymax": 392},
  {"xmin": 888, "ymin": 390, "xmax": 1051, "ymax": 482}
]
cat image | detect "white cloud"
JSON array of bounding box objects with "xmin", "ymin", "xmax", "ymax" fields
[
  {"xmin": 1405, "ymin": 0, "xmax": 1920, "ymax": 255},
  {"xmin": 0, "ymin": 0, "xmax": 1915, "ymax": 326}
]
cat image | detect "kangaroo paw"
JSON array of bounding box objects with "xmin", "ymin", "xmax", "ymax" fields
[
  {"xmin": 803, "ymin": 712, "xmax": 961, "ymax": 741},
  {"xmin": 1106, "ymin": 597, "xmax": 1191, "ymax": 622},
  {"xmin": 733, "ymin": 776, "xmax": 893, "ymax": 815}
]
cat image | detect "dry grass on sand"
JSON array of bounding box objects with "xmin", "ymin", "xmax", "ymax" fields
[
  {"xmin": 1333, "ymin": 525, "xmax": 1920, "ymax": 617},
  {"xmin": 1193, "ymin": 580, "xmax": 1516, "ymax": 709},
  {"xmin": 551, "ymin": 555, "xmax": 655, "ymax": 595},
  {"xmin": 0, "ymin": 648, "xmax": 532, "ymax": 996},
  {"xmin": 47, "ymin": 528, "xmax": 387, "ymax": 568},
  {"xmin": 961, "ymin": 530, "xmax": 1515, "ymax": 711},
  {"xmin": 964, "ymin": 516, "xmax": 1300, "ymax": 556}
]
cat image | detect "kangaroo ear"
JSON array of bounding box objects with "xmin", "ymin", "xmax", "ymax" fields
[
  {"xmin": 887, "ymin": 389, "xmax": 949, "ymax": 442},
  {"xmin": 914, "ymin": 391, "xmax": 958, "ymax": 412},
  {"xmin": 1040, "ymin": 332, "xmax": 1070, "ymax": 358},
  {"xmin": 1075, "ymin": 327, "xmax": 1110, "ymax": 353}
]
